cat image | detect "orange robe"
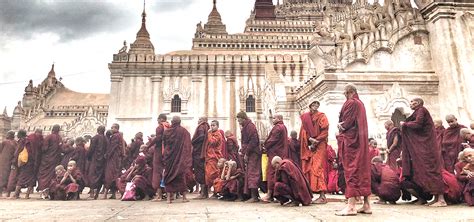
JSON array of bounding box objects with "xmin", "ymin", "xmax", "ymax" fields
[
  {"xmin": 205, "ymin": 131, "xmax": 224, "ymax": 186},
  {"xmin": 300, "ymin": 112, "xmax": 329, "ymax": 193}
]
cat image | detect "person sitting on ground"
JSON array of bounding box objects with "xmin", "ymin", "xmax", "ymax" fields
[
  {"xmin": 117, "ymin": 156, "xmax": 154, "ymax": 201},
  {"xmin": 48, "ymin": 161, "xmax": 84, "ymax": 200},
  {"xmin": 370, "ymin": 156, "xmax": 401, "ymax": 205},
  {"xmin": 457, "ymin": 148, "xmax": 474, "ymax": 206},
  {"xmin": 460, "ymin": 128, "xmax": 474, "ymax": 148},
  {"xmin": 212, "ymin": 158, "xmax": 228, "ymax": 196},
  {"xmin": 272, "ymin": 156, "xmax": 313, "ymax": 206},
  {"xmin": 219, "ymin": 160, "xmax": 244, "ymax": 201}
]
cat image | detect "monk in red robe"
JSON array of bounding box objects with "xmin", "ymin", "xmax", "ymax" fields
[
  {"xmin": 212, "ymin": 158, "xmax": 228, "ymax": 195},
  {"xmin": 149, "ymin": 114, "xmax": 170, "ymax": 201},
  {"xmin": 441, "ymin": 115, "xmax": 466, "ymax": 173},
  {"xmin": 336, "ymin": 84, "xmax": 371, "ymax": 216},
  {"xmin": 456, "ymin": 148, "xmax": 474, "ymax": 206},
  {"xmin": 0, "ymin": 131, "xmax": 17, "ymax": 197},
  {"xmin": 262, "ymin": 114, "xmax": 288, "ymax": 202},
  {"xmin": 434, "ymin": 119, "xmax": 445, "ymax": 152},
  {"xmin": 103, "ymin": 123, "xmax": 124, "ymax": 199},
  {"xmin": 117, "ymin": 156, "xmax": 154, "ymax": 200},
  {"xmin": 385, "ymin": 120, "xmax": 401, "ymax": 170},
  {"xmin": 87, "ymin": 126, "xmax": 107, "ymax": 199},
  {"xmin": 191, "ymin": 117, "xmax": 209, "ymax": 199},
  {"xmin": 28, "ymin": 129, "xmax": 44, "ymax": 181},
  {"xmin": 49, "ymin": 161, "xmax": 84, "ymax": 200},
  {"xmin": 371, "ymin": 157, "xmax": 401, "ymax": 204},
  {"xmin": 37, "ymin": 125, "xmax": 62, "ymax": 192},
  {"xmin": 272, "ymin": 156, "xmax": 313, "ymax": 206},
  {"xmin": 325, "ymin": 145, "xmax": 338, "ymax": 194},
  {"xmin": 400, "ymin": 98, "xmax": 446, "ymax": 207},
  {"xmin": 10, "ymin": 130, "xmax": 37, "ymax": 199},
  {"xmin": 300, "ymin": 101, "xmax": 329, "ymax": 204},
  {"xmin": 368, "ymin": 140, "xmax": 380, "ymax": 162},
  {"xmin": 218, "ymin": 160, "xmax": 244, "ymax": 201},
  {"xmin": 203, "ymin": 120, "xmax": 225, "ymax": 198},
  {"xmin": 237, "ymin": 111, "xmax": 261, "ymax": 202},
  {"xmin": 124, "ymin": 132, "xmax": 144, "ymax": 170},
  {"xmin": 163, "ymin": 116, "xmax": 192, "ymax": 203},
  {"xmin": 287, "ymin": 131, "xmax": 301, "ymax": 168},
  {"xmin": 460, "ymin": 128, "xmax": 474, "ymax": 148},
  {"xmin": 225, "ymin": 131, "xmax": 244, "ymax": 170}
]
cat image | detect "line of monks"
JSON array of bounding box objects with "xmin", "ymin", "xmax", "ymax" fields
[{"xmin": 0, "ymin": 84, "xmax": 473, "ymax": 216}]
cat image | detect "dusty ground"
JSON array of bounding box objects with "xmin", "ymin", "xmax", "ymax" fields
[{"xmin": 0, "ymin": 192, "xmax": 472, "ymax": 222}]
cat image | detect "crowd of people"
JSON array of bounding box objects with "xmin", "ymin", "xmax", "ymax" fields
[{"xmin": 0, "ymin": 84, "xmax": 473, "ymax": 216}]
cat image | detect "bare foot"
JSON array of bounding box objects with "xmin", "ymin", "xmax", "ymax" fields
[
  {"xmin": 373, "ymin": 200, "xmax": 386, "ymax": 205},
  {"xmin": 335, "ymin": 206, "xmax": 357, "ymax": 216},
  {"xmin": 312, "ymin": 197, "xmax": 328, "ymax": 204},
  {"xmin": 429, "ymin": 201, "xmax": 447, "ymax": 207},
  {"xmin": 357, "ymin": 206, "xmax": 372, "ymax": 214}
]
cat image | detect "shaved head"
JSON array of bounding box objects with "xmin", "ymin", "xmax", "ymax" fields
[
  {"xmin": 172, "ymin": 116, "xmax": 181, "ymax": 125},
  {"xmin": 271, "ymin": 156, "xmax": 283, "ymax": 168},
  {"xmin": 445, "ymin": 114, "xmax": 456, "ymax": 121}
]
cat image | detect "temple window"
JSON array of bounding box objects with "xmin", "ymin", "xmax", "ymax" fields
[
  {"xmin": 171, "ymin": 95, "xmax": 182, "ymax": 113},
  {"xmin": 246, "ymin": 95, "xmax": 256, "ymax": 113}
]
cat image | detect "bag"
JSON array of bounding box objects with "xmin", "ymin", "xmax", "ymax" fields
[
  {"xmin": 261, "ymin": 153, "xmax": 268, "ymax": 182},
  {"xmin": 18, "ymin": 147, "xmax": 28, "ymax": 167},
  {"xmin": 121, "ymin": 182, "xmax": 136, "ymax": 201}
]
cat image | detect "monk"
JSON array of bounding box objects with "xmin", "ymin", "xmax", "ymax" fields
[
  {"xmin": 0, "ymin": 131, "xmax": 17, "ymax": 197},
  {"xmin": 456, "ymin": 148, "xmax": 474, "ymax": 206},
  {"xmin": 28, "ymin": 129, "xmax": 44, "ymax": 181},
  {"xmin": 370, "ymin": 156, "xmax": 401, "ymax": 204},
  {"xmin": 162, "ymin": 116, "xmax": 192, "ymax": 204},
  {"xmin": 225, "ymin": 131, "xmax": 243, "ymax": 170},
  {"xmin": 385, "ymin": 120, "xmax": 401, "ymax": 170},
  {"xmin": 60, "ymin": 138, "xmax": 75, "ymax": 168},
  {"xmin": 400, "ymin": 98, "xmax": 447, "ymax": 207},
  {"xmin": 325, "ymin": 145, "xmax": 338, "ymax": 194},
  {"xmin": 272, "ymin": 156, "xmax": 313, "ymax": 206},
  {"xmin": 87, "ymin": 126, "xmax": 108, "ymax": 199},
  {"xmin": 37, "ymin": 124, "xmax": 62, "ymax": 191},
  {"xmin": 103, "ymin": 123, "xmax": 124, "ymax": 199},
  {"xmin": 191, "ymin": 117, "xmax": 209, "ymax": 199},
  {"xmin": 212, "ymin": 158, "xmax": 228, "ymax": 196},
  {"xmin": 368, "ymin": 140, "xmax": 380, "ymax": 162},
  {"xmin": 287, "ymin": 131, "xmax": 301, "ymax": 168},
  {"xmin": 48, "ymin": 165, "xmax": 67, "ymax": 200},
  {"xmin": 117, "ymin": 156, "xmax": 154, "ymax": 200},
  {"xmin": 10, "ymin": 129, "xmax": 39, "ymax": 199},
  {"xmin": 261, "ymin": 114, "xmax": 288, "ymax": 202},
  {"xmin": 51, "ymin": 161, "xmax": 84, "ymax": 200},
  {"xmin": 125, "ymin": 132, "xmax": 144, "ymax": 170},
  {"xmin": 150, "ymin": 114, "xmax": 170, "ymax": 201},
  {"xmin": 441, "ymin": 115, "xmax": 466, "ymax": 173},
  {"xmin": 434, "ymin": 119, "xmax": 445, "ymax": 152},
  {"xmin": 336, "ymin": 84, "xmax": 371, "ymax": 216},
  {"xmin": 299, "ymin": 101, "xmax": 329, "ymax": 204},
  {"xmin": 203, "ymin": 120, "xmax": 225, "ymax": 198},
  {"xmin": 460, "ymin": 128, "xmax": 474, "ymax": 148},
  {"xmin": 219, "ymin": 160, "xmax": 244, "ymax": 201},
  {"xmin": 237, "ymin": 111, "xmax": 261, "ymax": 202},
  {"xmin": 71, "ymin": 137, "xmax": 87, "ymax": 177}
]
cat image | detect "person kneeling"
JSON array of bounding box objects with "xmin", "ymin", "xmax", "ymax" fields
[
  {"xmin": 48, "ymin": 161, "xmax": 84, "ymax": 200},
  {"xmin": 215, "ymin": 160, "xmax": 243, "ymax": 201},
  {"xmin": 370, "ymin": 156, "xmax": 401, "ymax": 204},
  {"xmin": 272, "ymin": 156, "xmax": 313, "ymax": 206},
  {"xmin": 118, "ymin": 156, "xmax": 155, "ymax": 201}
]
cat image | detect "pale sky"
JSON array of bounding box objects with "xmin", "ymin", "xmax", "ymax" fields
[{"xmin": 0, "ymin": 0, "xmax": 411, "ymax": 115}]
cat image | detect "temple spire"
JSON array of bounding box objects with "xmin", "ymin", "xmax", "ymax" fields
[
  {"xmin": 129, "ymin": 0, "xmax": 154, "ymax": 55},
  {"xmin": 48, "ymin": 63, "xmax": 55, "ymax": 78},
  {"xmin": 254, "ymin": 0, "xmax": 276, "ymax": 20},
  {"xmin": 137, "ymin": 0, "xmax": 150, "ymax": 39},
  {"xmin": 2, "ymin": 107, "xmax": 7, "ymax": 116},
  {"xmin": 204, "ymin": 0, "xmax": 227, "ymax": 35}
]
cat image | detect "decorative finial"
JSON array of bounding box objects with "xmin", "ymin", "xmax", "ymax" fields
[
  {"xmin": 142, "ymin": 0, "xmax": 146, "ymax": 20},
  {"xmin": 3, "ymin": 106, "xmax": 7, "ymax": 116}
]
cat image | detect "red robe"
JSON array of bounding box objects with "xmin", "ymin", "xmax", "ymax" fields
[
  {"xmin": 87, "ymin": 133, "xmax": 108, "ymax": 189},
  {"xmin": 117, "ymin": 165, "xmax": 154, "ymax": 199},
  {"xmin": 300, "ymin": 111, "xmax": 329, "ymax": 193},
  {"xmin": 61, "ymin": 144, "xmax": 75, "ymax": 168},
  {"xmin": 263, "ymin": 121, "xmax": 288, "ymax": 192},
  {"xmin": 401, "ymin": 106, "xmax": 444, "ymax": 195},
  {"xmin": 71, "ymin": 144, "xmax": 87, "ymax": 176},
  {"xmin": 287, "ymin": 138, "xmax": 301, "ymax": 168},
  {"xmin": 274, "ymin": 159, "xmax": 313, "ymax": 206},
  {"xmin": 386, "ymin": 127, "xmax": 401, "ymax": 170},
  {"xmin": 204, "ymin": 130, "xmax": 225, "ymax": 186},
  {"xmin": 49, "ymin": 168, "xmax": 84, "ymax": 200},
  {"xmin": 455, "ymin": 162, "xmax": 474, "ymax": 206},
  {"xmin": 191, "ymin": 122, "xmax": 209, "ymax": 185},
  {"xmin": 151, "ymin": 122, "xmax": 170, "ymax": 191},
  {"xmin": 325, "ymin": 145, "xmax": 338, "ymax": 193},
  {"xmin": 338, "ymin": 93, "xmax": 370, "ymax": 198},
  {"xmin": 104, "ymin": 131, "xmax": 124, "ymax": 189},
  {"xmin": 441, "ymin": 124, "xmax": 466, "ymax": 173},
  {"xmin": 0, "ymin": 139, "xmax": 17, "ymax": 191},
  {"xmin": 435, "ymin": 125, "xmax": 445, "ymax": 151},
  {"xmin": 163, "ymin": 123, "xmax": 192, "ymax": 193},
  {"xmin": 27, "ymin": 134, "xmax": 43, "ymax": 177},
  {"xmin": 226, "ymin": 134, "xmax": 244, "ymax": 170},
  {"xmin": 240, "ymin": 119, "xmax": 261, "ymax": 195},
  {"xmin": 371, "ymin": 163, "xmax": 401, "ymax": 202},
  {"xmin": 368, "ymin": 145, "xmax": 380, "ymax": 162},
  {"xmin": 37, "ymin": 132, "xmax": 62, "ymax": 190},
  {"xmin": 221, "ymin": 169, "xmax": 244, "ymax": 197},
  {"xmin": 125, "ymin": 138, "xmax": 143, "ymax": 170},
  {"xmin": 441, "ymin": 169, "xmax": 462, "ymax": 204}
]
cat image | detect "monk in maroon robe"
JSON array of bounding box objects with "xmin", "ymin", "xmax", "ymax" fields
[
  {"xmin": 368, "ymin": 140, "xmax": 380, "ymax": 163},
  {"xmin": 103, "ymin": 123, "xmax": 124, "ymax": 199},
  {"xmin": 203, "ymin": 120, "xmax": 225, "ymax": 198},
  {"xmin": 117, "ymin": 156, "xmax": 154, "ymax": 200},
  {"xmin": 191, "ymin": 117, "xmax": 209, "ymax": 199},
  {"xmin": 124, "ymin": 132, "xmax": 144, "ymax": 170},
  {"xmin": 385, "ymin": 120, "xmax": 401, "ymax": 170},
  {"xmin": 261, "ymin": 114, "xmax": 288, "ymax": 202},
  {"xmin": 61, "ymin": 139, "xmax": 75, "ymax": 168},
  {"xmin": 71, "ymin": 137, "xmax": 87, "ymax": 182},
  {"xmin": 28, "ymin": 129, "xmax": 44, "ymax": 180},
  {"xmin": 441, "ymin": 115, "xmax": 466, "ymax": 173},
  {"xmin": 0, "ymin": 131, "xmax": 17, "ymax": 197},
  {"xmin": 11, "ymin": 130, "xmax": 37, "ymax": 199},
  {"xmin": 336, "ymin": 84, "xmax": 371, "ymax": 216},
  {"xmin": 371, "ymin": 157, "xmax": 401, "ymax": 204},
  {"xmin": 272, "ymin": 156, "xmax": 313, "ymax": 206},
  {"xmin": 441, "ymin": 169, "xmax": 462, "ymax": 204},
  {"xmin": 434, "ymin": 119, "xmax": 445, "ymax": 152},
  {"xmin": 162, "ymin": 116, "xmax": 192, "ymax": 203},
  {"xmin": 460, "ymin": 128, "xmax": 474, "ymax": 148},
  {"xmin": 225, "ymin": 131, "xmax": 244, "ymax": 170},
  {"xmin": 150, "ymin": 114, "xmax": 170, "ymax": 201},
  {"xmin": 325, "ymin": 145, "xmax": 338, "ymax": 194},
  {"xmin": 37, "ymin": 125, "xmax": 62, "ymax": 191},
  {"xmin": 49, "ymin": 161, "xmax": 84, "ymax": 200},
  {"xmin": 456, "ymin": 148, "xmax": 474, "ymax": 206},
  {"xmin": 237, "ymin": 111, "xmax": 261, "ymax": 202},
  {"xmin": 287, "ymin": 131, "xmax": 301, "ymax": 168},
  {"xmin": 218, "ymin": 160, "xmax": 244, "ymax": 201},
  {"xmin": 87, "ymin": 126, "xmax": 107, "ymax": 199},
  {"xmin": 401, "ymin": 98, "xmax": 446, "ymax": 207}
]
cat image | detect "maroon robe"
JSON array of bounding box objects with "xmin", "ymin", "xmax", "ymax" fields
[
  {"xmin": 61, "ymin": 144, "xmax": 75, "ymax": 168},
  {"xmin": 191, "ymin": 122, "xmax": 209, "ymax": 185},
  {"xmin": 117, "ymin": 165, "xmax": 154, "ymax": 200},
  {"xmin": 37, "ymin": 132, "xmax": 62, "ymax": 190},
  {"xmin": 263, "ymin": 121, "xmax": 288, "ymax": 192},
  {"xmin": 441, "ymin": 169, "xmax": 462, "ymax": 204},
  {"xmin": 274, "ymin": 159, "xmax": 313, "ymax": 206},
  {"xmin": 287, "ymin": 138, "xmax": 301, "ymax": 168},
  {"xmin": 151, "ymin": 121, "xmax": 169, "ymax": 191},
  {"xmin": 338, "ymin": 93, "xmax": 371, "ymax": 198},
  {"xmin": 27, "ymin": 134, "xmax": 43, "ymax": 177},
  {"xmin": 0, "ymin": 138, "xmax": 17, "ymax": 191},
  {"xmin": 240, "ymin": 119, "xmax": 261, "ymax": 195},
  {"xmin": 455, "ymin": 162, "xmax": 474, "ymax": 206},
  {"xmin": 226, "ymin": 134, "xmax": 244, "ymax": 170},
  {"xmin": 87, "ymin": 133, "xmax": 108, "ymax": 189},
  {"xmin": 325, "ymin": 145, "xmax": 338, "ymax": 193},
  {"xmin": 435, "ymin": 125, "xmax": 445, "ymax": 151},
  {"xmin": 163, "ymin": 123, "xmax": 192, "ymax": 193},
  {"xmin": 371, "ymin": 163, "xmax": 401, "ymax": 202},
  {"xmin": 441, "ymin": 124, "xmax": 466, "ymax": 173},
  {"xmin": 125, "ymin": 138, "xmax": 143, "ymax": 170},
  {"xmin": 71, "ymin": 144, "xmax": 87, "ymax": 175},
  {"xmin": 401, "ymin": 106, "xmax": 444, "ymax": 195},
  {"xmin": 15, "ymin": 137, "xmax": 38, "ymax": 188},
  {"xmin": 49, "ymin": 168, "xmax": 84, "ymax": 200},
  {"xmin": 104, "ymin": 131, "xmax": 123, "ymax": 189},
  {"xmin": 368, "ymin": 145, "xmax": 380, "ymax": 162},
  {"xmin": 386, "ymin": 127, "xmax": 401, "ymax": 170}
]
